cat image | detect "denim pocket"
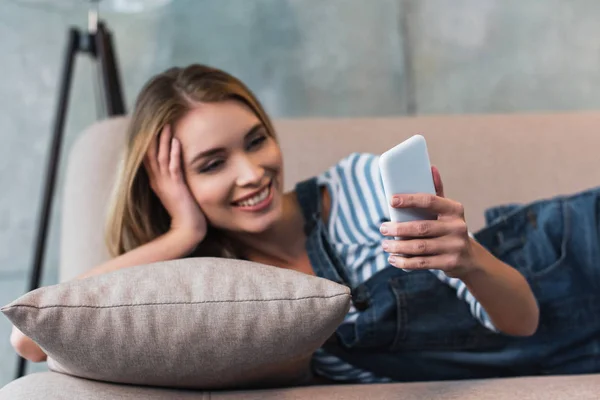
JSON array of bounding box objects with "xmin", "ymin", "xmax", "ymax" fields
[
  {"xmin": 522, "ymin": 200, "xmax": 570, "ymax": 277},
  {"xmin": 475, "ymin": 198, "xmax": 570, "ymax": 279}
]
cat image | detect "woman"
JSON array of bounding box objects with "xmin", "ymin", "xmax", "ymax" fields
[{"xmin": 11, "ymin": 64, "xmax": 600, "ymax": 383}]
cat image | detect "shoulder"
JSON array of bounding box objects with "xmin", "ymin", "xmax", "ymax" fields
[
  {"xmin": 317, "ymin": 152, "xmax": 381, "ymax": 190},
  {"xmin": 317, "ymin": 153, "xmax": 382, "ymax": 223},
  {"xmin": 317, "ymin": 153, "xmax": 389, "ymax": 243}
]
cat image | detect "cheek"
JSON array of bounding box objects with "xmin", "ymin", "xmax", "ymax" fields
[
  {"xmin": 188, "ymin": 176, "xmax": 231, "ymax": 212},
  {"xmin": 264, "ymin": 142, "xmax": 283, "ymax": 170}
]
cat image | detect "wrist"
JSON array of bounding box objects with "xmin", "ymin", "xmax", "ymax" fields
[
  {"xmin": 167, "ymin": 227, "xmax": 205, "ymax": 254},
  {"xmin": 459, "ymin": 239, "xmax": 492, "ymax": 282}
]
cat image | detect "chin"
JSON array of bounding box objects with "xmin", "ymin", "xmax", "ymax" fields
[{"xmin": 239, "ymin": 203, "xmax": 283, "ymax": 234}]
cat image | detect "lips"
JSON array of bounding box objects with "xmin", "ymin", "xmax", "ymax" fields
[{"xmin": 232, "ymin": 181, "xmax": 272, "ymax": 207}]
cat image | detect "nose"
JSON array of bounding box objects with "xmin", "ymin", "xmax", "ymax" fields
[{"xmin": 234, "ymin": 154, "xmax": 264, "ymax": 187}]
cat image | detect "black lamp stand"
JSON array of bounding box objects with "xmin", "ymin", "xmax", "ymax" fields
[{"xmin": 15, "ymin": 14, "xmax": 126, "ymax": 379}]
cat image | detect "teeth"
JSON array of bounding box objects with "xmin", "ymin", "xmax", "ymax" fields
[{"xmin": 237, "ymin": 185, "xmax": 270, "ymax": 207}]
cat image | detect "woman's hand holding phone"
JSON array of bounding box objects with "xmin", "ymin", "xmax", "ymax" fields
[
  {"xmin": 380, "ymin": 165, "xmax": 477, "ymax": 279},
  {"xmin": 378, "ymin": 135, "xmax": 477, "ymax": 279}
]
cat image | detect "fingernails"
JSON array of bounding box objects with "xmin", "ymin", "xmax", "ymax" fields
[
  {"xmin": 388, "ymin": 256, "xmax": 396, "ymax": 265},
  {"xmin": 380, "ymin": 225, "xmax": 388, "ymax": 234},
  {"xmin": 382, "ymin": 242, "xmax": 389, "ymax": 251},
  {"xmin": 392, "ymin": 197, "xmax": 402, "ymax": 207}
]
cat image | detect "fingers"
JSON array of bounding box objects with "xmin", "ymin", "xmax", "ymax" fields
[
  {"xmin": 390, "ymin": 193, "xmax": 464, "ymax": 217},
  {"xmin": 431, "ymin": 165, "xmax": 445, "ymax": 197},
  {"xmin": 145, "ymin": 125, "xmax": 176, "ymax": 176},
  {"xmin": 157, "ymin": 124, "xmax": 172, "ymax": 174},
  {"xmin": 382, "ymin": 236, "xmax": 466, "ymax": 257},
  {"xmin": 380, "ymin": 219, "xmax": 467, "ymax": 238},
  {"xmin": 169, "ymin": 137, "xmax": 183, "ymax": 180},
  {"xmin": 387, "ymin": 253, "xmax": 461, "ymax": 271}
]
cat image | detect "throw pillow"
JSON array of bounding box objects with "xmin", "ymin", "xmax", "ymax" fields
[{"xmin": 2, "ymin": 258, "xmax": 350, "ymax": 389}]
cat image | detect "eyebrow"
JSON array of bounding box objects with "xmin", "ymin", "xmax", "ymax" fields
[{"xmin": 188, "ymin": 123, "xmax": 264, "ymax": 167}]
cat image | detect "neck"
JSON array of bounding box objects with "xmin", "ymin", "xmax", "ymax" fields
[{"xmin": 227, "ymin": 191, "xmax": 307, "ymax": 267}]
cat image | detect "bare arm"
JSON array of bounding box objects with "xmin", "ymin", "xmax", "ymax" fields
[
  {"xmin": 76, "ymin": 228, "xmax": 202, "ymax": 280},
  {"xmin": 384, "ymin": 217, "xmax": 539, "ymax": 336},
  {"xmin": 78, "ymin": 128, "xmax": 207, "ymax": 282},
  {"xmin": 381, "ymin": 166, "xmax": 539, "ymax": 337},
  {"xmin": 460, "ymin": 239, "xmax": 539, "ymax": 336}
]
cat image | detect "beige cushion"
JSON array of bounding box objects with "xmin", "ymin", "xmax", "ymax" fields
[
  {"xmin": 1, "ymin": 258, "xmax": 351, "ymax": 390},
  {"xmin": 2, "ymin": 372, "xmax": 600, "ymax": 400}
]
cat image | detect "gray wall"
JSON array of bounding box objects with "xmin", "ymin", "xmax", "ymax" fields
[{"xmin": 2, "ymin": 0, "xmax": 600, "ymax": 384}]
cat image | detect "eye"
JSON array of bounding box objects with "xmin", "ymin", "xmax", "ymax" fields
[
  {"xmin": 246, "ymin": 134, "xmax": 267, "ymax": 150},
  {"xmin": 198, "ymin": 159, "xmax": 224, "ymax": 173}
]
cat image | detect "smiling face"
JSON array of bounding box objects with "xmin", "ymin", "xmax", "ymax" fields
[{"xmin": 174, "ymin": 100, "xmax": 284, "ymax": 235}]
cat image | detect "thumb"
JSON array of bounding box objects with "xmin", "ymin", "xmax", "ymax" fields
[{"xmin": 431, "ymin": 165, "xmax": 445, "ymax": 197}]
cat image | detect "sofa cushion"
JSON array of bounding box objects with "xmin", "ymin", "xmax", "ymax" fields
[{"xmin": 1, "ymin": 258, "xmax": 351, "ymax": 390}]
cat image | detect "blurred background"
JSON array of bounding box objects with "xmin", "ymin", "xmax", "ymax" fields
[{"xmin": 2, "ymin": 0, "xmax": 600, "ymax": 385}]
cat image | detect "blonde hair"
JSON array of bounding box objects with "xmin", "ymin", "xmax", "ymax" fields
[{"xmin": 105, "ymin": 64, "xmax": 276, "ymax": 257}]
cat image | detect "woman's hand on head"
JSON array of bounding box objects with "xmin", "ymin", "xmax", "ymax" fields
[
  {"xmin": 380, "ymin": 165, "xmax": 476, "ymax": 279},
  {"xmin": 144, "ymin": 124, "xmax": 207, "ymax": 243}
]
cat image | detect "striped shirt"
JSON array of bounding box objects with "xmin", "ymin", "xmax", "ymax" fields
[{"xmin": 311, "ymin": 153, "xmax": 496, "ymax": 383}]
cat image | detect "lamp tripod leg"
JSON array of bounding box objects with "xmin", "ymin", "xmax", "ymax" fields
[{"xmin": 15, "ymin": 27, "xmax": 80, "ymax": 380}]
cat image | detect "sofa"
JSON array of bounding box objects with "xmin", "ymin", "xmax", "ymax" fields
[{"xmin": 2, "ymin": 112, "xmax": 600, "ymax": 399}]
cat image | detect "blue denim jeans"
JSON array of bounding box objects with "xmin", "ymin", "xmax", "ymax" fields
[{"xmin": 296, "ymin": 178, "xmax": 600, "ymax": 382}]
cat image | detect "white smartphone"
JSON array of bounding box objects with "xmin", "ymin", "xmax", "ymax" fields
[{"xmin": 379, "ymin": 134, "xmax": 437, "ymax": 229}]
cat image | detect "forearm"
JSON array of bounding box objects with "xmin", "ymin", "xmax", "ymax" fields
[
  {"xmin": 76, "ymin": 229, "xmax": 201, "ymax": 280},
  {"xmin": 11, "ymin": 327, "xmax": 47, "ymax": 363},
  {"xmin": 461, "ymin": 239, "xmax": 540, "ymax": 337}
]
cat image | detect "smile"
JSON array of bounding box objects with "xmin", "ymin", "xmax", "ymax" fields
[{"xmin": 232, "ymin": 181, "xmax": 274, "ymax": 211}]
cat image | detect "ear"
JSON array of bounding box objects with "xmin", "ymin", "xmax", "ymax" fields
[{"xmin": 431, "ymin": 165, "xmax": 445, "ymax": 198}]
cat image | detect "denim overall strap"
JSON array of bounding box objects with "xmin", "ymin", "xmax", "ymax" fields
[
  {"xmin": 294, "ymin": 178, "xmax": 357, "ymax": 289},
  {"xmin": 294, "ymin": 177, "xmax": 323, "ymax": 237}
]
